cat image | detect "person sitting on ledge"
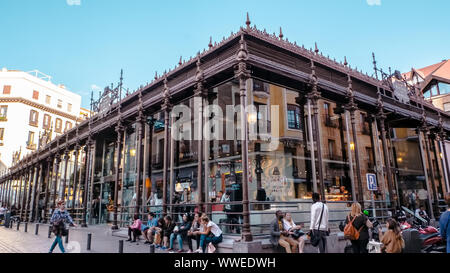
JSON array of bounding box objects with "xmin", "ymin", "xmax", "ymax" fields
[
  {"xmin": 126, "ymin": 214, "xmax": 142, "ymax": 243},
  {"xmin": 153, "ymin": 217, "xmax": 165, "ymax": 249},
  {"xmin": 169, "ymin": 213, "xmax": 192, "ymax": 253},
  {"xmin": 196, "ymin": 215, "xmax": 223, "ymax": 253},
  {"xmin": 161, "ymin": 215, "xmax": 176, "ymax": 251},
  {"xmin": 270, "ymin": 210, "xmax": 298, "ymax": 253},
  {"xmin": 142, "ymin": 212, "xmax": 158, "ymax": 244}
]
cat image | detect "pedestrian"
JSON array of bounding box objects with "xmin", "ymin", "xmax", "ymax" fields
[
  {"xmin": 126, "ymin": 214, "xmax": 142, "ymax": 242},
  {"xmin": 343, "ymin": 202, "xmax": 372, "ymax": 253},
  {"xmin": 439, "ymin": 193, "xmax": 450, "ymax": 253},
  {"xmin": 379, "ymin": 218, "xmax": 404, "ymax": 253},
  {"xmin": 308, "ymin": 192, "xmax": 329, "ymax": 253},
  {"xmin": 407, "ymin": 190, "xmax": 417, "ymax": 212},
  {"xmin": 283, "ymin": 212, "xmax": 305, "ymax": 253},
  {"xmin": 161, "ymin": 215, "xmax": 176, "ymax": 250},
  {"xmin": 270, "ymin": 210, "xmax": 298, "ymax": 253},
  {"xmin": 417, "ymin": 188, "xmax": 428, "ymax": 213},
  {"xmin": 49, "ymin": 200, "xmax": 76, "ymax": 253}
]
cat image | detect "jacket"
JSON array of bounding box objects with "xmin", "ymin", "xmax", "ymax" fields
[
  {"xmin": 177, "ymin": 220, "xmax": 192, "ymax": 237},
  {"xmin": 269, "ymin": 218, "xmax": 283, "ymax": 247}
]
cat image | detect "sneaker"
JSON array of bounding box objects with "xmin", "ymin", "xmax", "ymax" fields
[
  {"xmin": 187, "ymin": 250, "xmax": 192, "ymax": 253},
  {"xmin": 194, "ymin": 248, "xmax": 202, "ymax": 253},
  {"xmin": 144, "ymin": 241, "xmax": 150, "ymax": 244},
  {"xmin": 177, "ymin": 249, "xmax": 184, "ymax": 253},
  {"xmin": 155, "ymin": 245, "xmax": 160, "ymax": 248},
  {"xmin": 169, "ymin": 250, "xmax": 175, "ymax": 253},
  {"xmin": 168, "ymin": 248, "xmax": 174, "ymax": 251}
]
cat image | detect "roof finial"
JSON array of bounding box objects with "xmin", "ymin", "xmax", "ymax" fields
[
  {"xmin": 154, "ymin": 71, "xmax": 158, "ymax": 80},
  {"xmin": 245, "ymin": 12, "xmax": 251, "ymax": 29},
  {"xmin": 344, "ymin": 56, "xmax": 348, "ymax": 66},
  {"xmin": 179, "ymin": 56, "xmax": 182, "ymax": 66},
  {"xmin": 279, "ymin": 27, "xmax": 283, "ymax": 39},
  {"xmin": 314, "ymin": 42, "xmax": 319, "ymax": 54},
  {"xmin": 208, "ymin": 36, "xmax": 213, "ymax": 49}
]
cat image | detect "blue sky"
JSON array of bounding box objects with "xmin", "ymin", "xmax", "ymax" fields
[{"xmin": 0, "ymin": 0, "xmax": 449, "ymax": 109}]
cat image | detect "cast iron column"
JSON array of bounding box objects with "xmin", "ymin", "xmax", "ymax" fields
[
  {"xmin": 71, "ymin": 144, "xmax": 80, "ymax": 211},
  {"xmin": 52, "ymin": 154, "xmax": 61, "ymax": 210},
  {"xmin": 61, "ymin": 149, "xmax": 70, "ymax": 203},
  {"xmin": 308, "ymin": 61, "xmax": 325, "ymax": 200},
  {"xmin": 24, "ymin": 165, "xmax": 36, "ymax": 222},
  {"xmin": 112, "ymin": 121, "xmax": 123, "ymax": 229},
  {"xmin": 423, "ymin": 129, "xmax": 439, "ymax": 213},
  {"xmin": 17, "ymin": 172, "xmax": 24, "ymax": 216},
  {"xmin": 135, "ymin": 92, "xmax": 144, "ymax": 215},
  {"xmin": 162, "ymin": 78, "xmax": 171, "ymax": 215},
  {"xmin": 42, "ymin": 157, "xmax": 53, "ymax": 223},
  {"xmin": 32, "ymin": 163, "xmax": 43, "ymax": 222},
  {"xmin": 194, "ymin": 56, "xmax": 206, "ymax": 213},
  {"xmin": 235, "ymin": 34, "xmax": 252, "ymax": 242},
  {"xmin": 345, "ymin": 74, "xmax": 363, "ymax": 205},
  {"xmin": 81, "ymin": 139, "xmax": 92, "ymax": 227}
]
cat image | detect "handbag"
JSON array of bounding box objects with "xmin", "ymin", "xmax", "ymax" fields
[
  {"xmin": 310, "ymin": 203, "xmax": 325, "ymax": 247},
  {"xmin": 291, "ymin": 229, "xmax": 305, "ymax": 239}
]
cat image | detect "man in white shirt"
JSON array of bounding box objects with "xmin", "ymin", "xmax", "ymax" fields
[{"xmin": 309, "ymin": 193, "xmax": 329, "ymax": 253}]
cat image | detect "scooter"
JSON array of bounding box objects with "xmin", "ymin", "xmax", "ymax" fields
[{"xmin": 418, "ymin": 226, "xmax": 446, "ymax": 253}]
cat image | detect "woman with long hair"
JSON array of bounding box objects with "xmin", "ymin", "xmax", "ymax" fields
[
  {"xmin": 283, "ymin": 212, "xmax": 305, "ymax": 253},
  {"xmin": 379, "ymin": 218, "xmax": 405, "ymax": 253},
  {"xmin": 343, "ymin": 202, "xmax": 372, "ymax": 253},
  {"xmin": 49, "ymin": 200, "xmax": 76, "ymax": 253}
]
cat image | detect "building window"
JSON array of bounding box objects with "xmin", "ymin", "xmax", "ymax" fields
[
  {"xmin": 46, "ymin": 95, "xmax": 51, "ymax": 104},
  {"xmin": 2, "ymin": 85, "xmax": 11, "ymax": 95},
  {"xmin": 430, "ymin": 84, "xmax": 438, "ymax": 97},
  {"xmin": 43, "ymin": 114, "xmax": 51, "ymax": 129},
  {"xmin": 0, "ymin": 106, "xmax": 7, "ymax": 121},
  {"xmin": 32, "ymin": 90, "xmax": 39, "ymax": 100},
  {"xmin": 328, "ymin": 139, "xmax": 336, "ymax": 159},
  {"xmin": 27, "ymin": 131, "xmax": 36, "ymax": 150},
  {"xmin": 65, "ymin": 121, "xmax": 72, "ymax": 132},
  {"xmin": 29, "ymin": 110, "xmax": 39, "ymax": 127},
  {"xmin": 55, "ymin": 118, "xmax": 62, "ymax": 133},
  {"xmin": 67, "ymin": 103, "xmax": 72, "ymax": 112},
  {"xmin": 57, "ymin": 99, "xmax": 62, "ymax": 109},
  {"xmin": 439, "ymin": 82, "xmax": 450, "ymax": 95},
  {"xmin": 287, "ymin": 104, "xmax": 301, "ymax": 130}
]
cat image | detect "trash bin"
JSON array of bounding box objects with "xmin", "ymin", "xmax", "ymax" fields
[{"xmin": 402, "ymin": 229, "xmax": 422, "ymax": 253}]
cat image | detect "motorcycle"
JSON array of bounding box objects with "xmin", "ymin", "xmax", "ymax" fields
[{"xmin": 418, "ymin": 226, "xmax": 446, "ymax": 253}]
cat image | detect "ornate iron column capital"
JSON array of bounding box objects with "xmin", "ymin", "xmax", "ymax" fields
[{"xmin": 162, "ymin": 77, "xmax": 172, "ymax": 111}]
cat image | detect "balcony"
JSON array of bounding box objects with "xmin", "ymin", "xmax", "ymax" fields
[
  {"xmin": 324, "ymin": 115, "xmax": 338, "ymax": 128},
  {"xmin": 26, "ymin": 142, "xmax": 37, "ymax": 151}
]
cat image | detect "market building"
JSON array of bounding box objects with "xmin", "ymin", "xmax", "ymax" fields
[{"xmin": 0, "ymin": 16, "xmax": 449, "ymax": 246}]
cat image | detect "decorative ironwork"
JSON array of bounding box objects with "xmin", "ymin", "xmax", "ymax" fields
[{"xmin": 90, "ymin": 70, "xmax": 124, "ymax": 117}]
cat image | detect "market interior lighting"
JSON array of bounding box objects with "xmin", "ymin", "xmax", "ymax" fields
[
  {"xmin": 350, "ymin": 142, "xmax": 355, "ymax": 151},
  {"xmin": 130, "ymin": 149, "xmax": 136, "ymax": 157},
  {"xmin": 248, "ymin": 112, "xmax": 257, "ymax": 124}
]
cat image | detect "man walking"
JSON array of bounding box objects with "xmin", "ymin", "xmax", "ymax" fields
[{"xmin": 309, "ymin": 193, "xmax": 329, "ymax": 253}]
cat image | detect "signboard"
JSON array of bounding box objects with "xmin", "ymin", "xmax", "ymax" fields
[
  {"xmin": 392, "ymin": 80, "xmax": 410, "ymax": 104},
  {"xmin": 366, "ymin": 173, "xmax": 378, "ymax": 191}
]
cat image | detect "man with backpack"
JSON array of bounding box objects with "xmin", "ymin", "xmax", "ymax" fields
[{"xmin": 309, "ymin": 193, "xmax": 329, "ymax": 253}]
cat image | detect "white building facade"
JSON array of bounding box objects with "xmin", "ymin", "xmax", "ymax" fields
[{"xmin": 0, "ymin": 68, "xmax": 81, "ymax": 170}]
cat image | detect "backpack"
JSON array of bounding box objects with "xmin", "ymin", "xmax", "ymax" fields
[{"xmin": 344, "ymin": 215, "xmax": 363, "ymax": 241}]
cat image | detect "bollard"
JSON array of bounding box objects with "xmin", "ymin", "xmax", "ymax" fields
[
  {"xmin": 35, "ymin": 224, "xmax": 39, "ymax": 235},
  {"xmin": 48, "ymin": 226, "xmax": 52, "ymax": 238},
  {"xmin": 87, "ymin": 233, "xmax": 92, "ymax": 250},
  {"xmin": 9, "ymin": 220, "xmax": 13, "ymax": 229},
  {"xmin": 65, "ymin": 230, "xmax": 69, "ymax": 244},
  {"xmin": 118, "ymin": 240, "xmax": 123, "ymax": 253},
  {"xmin": 150, "ymin": 244, "xmax": 155, "ymax": 253},
  {"xmin": 16, "ymin": 221, "xmax": 20, "ymax": 231},
  {"xmin": 24, "ymin": 223, "xmax": 28, "ymax": 233}
]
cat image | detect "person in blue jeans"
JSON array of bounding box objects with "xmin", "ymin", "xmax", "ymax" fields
[
  {"xmin": 439, "ymin": 193, "xmax": 450, "ymax": 253},
  {"xmin": 169, "ymin": 213, "xmax": 192, "ymax": 252},
  {"xmin": 49, "ymin": 200, "xmax": 76, "ymax": 253},
  {"xmin": 196, "ymin": 215, "xmax": 223, "ymax": 253},
  {"xmin": 142, "ymin": 212, "xmax": 158, "ymax": 244}
]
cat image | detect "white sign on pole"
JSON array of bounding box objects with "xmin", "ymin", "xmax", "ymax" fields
[{"xmin": 366, "ymin": 173, "xmax": 377, "ymax": 191}]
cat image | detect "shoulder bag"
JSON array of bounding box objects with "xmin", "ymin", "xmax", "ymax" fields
[{"xmin": 310, "ymin": 203, "xmax": 324, "ymax": 247}]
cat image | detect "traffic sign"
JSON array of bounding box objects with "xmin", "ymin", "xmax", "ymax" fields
[{"xmin": 366, "ymin": 173, "xmax": 377, "ymax": 191}]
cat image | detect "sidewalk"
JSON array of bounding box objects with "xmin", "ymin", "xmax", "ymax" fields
[{"xmin": 0, "ymin": 222, "xmax": 169, "ymax": 253}]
